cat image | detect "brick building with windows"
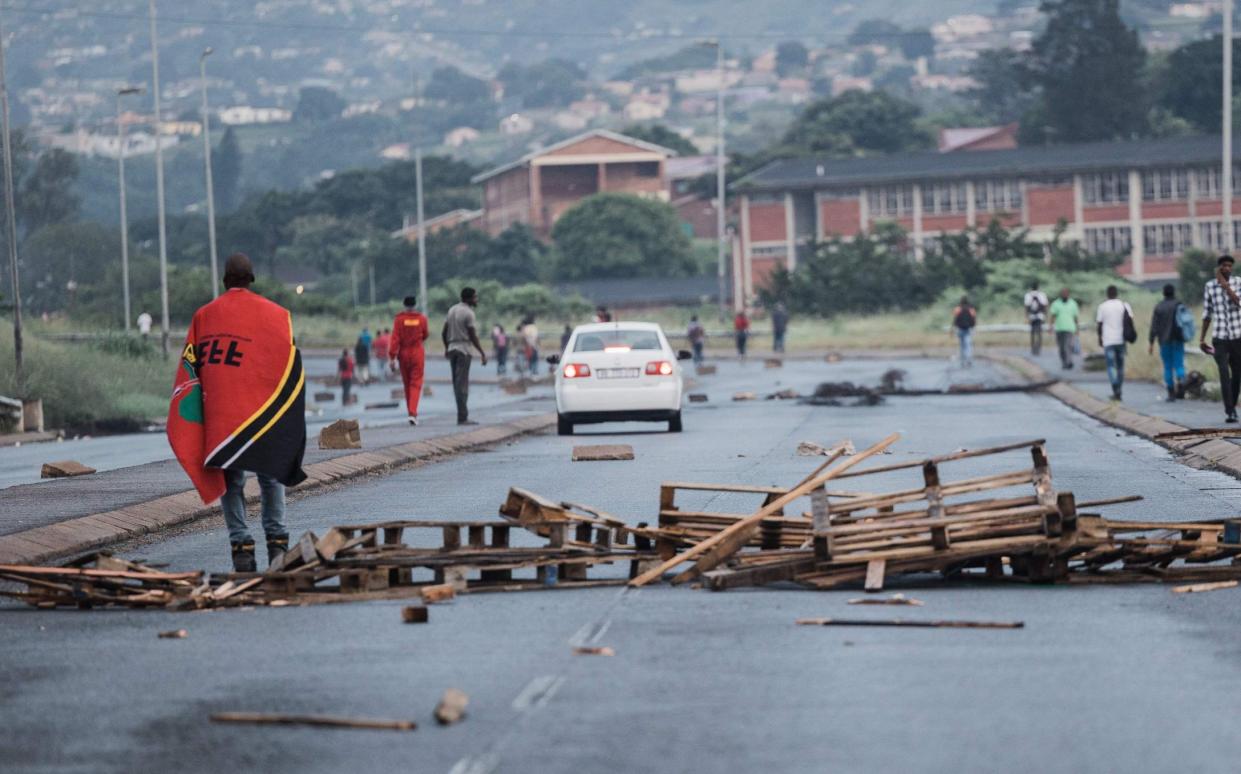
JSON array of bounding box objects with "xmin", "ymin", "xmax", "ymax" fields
[
  {"xmin": 732, "ymin": 135, "xmax": 1241, "ymax": 303},
  {"xmin": 471, "ymin": 129, "xmax": 677, "ymax": 238}
]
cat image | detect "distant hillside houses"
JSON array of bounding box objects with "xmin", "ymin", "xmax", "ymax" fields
[{"xmin": 218, "ymin": 106, "xmax": 292, "ymax": 125}]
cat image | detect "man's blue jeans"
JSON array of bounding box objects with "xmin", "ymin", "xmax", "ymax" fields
[
  {"xmin": 221, "ymin": 469, "xmax": 287, "ymax": 545},
  {"xmin": 957, "ymin": 328, "xmax": 973, "ymax": 365},
  {"xmin": 1160, "ymin": 341, "xmax": 1186, "ymax": 389},
  {"xmin": 1104, "ymin": 344, "xmax": 1126, "ymax": 394}
]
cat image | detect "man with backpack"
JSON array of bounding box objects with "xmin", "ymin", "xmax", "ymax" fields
[
  {"xmin": 1023, "ymin": 281, "xmax": 1049, "ymax": 356},
  {"xmin": 1096, "ymin": 285, "xmax": 1136, "ymax": 402},
  {"xmin": 952, "ymin": 296, "xmax": 977, "ymax": 367},
  {"xmin": 1148, "ymin": 284, "xmax": 1191, "ymax": 401}
]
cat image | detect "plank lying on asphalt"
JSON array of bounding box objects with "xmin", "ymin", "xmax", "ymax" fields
[
  {"xmin": 1155, "ymin": 427, "xmax": 1241, "ymax": 441},
  {"xmin": 571, "ymin": 444, "xmax": 635, "ymax": 461},
  {"xmin": 209, "ymin": 712, "xmax": 417, "ymax": 731},
  {"xmin": 795, "ymin": 618, "xmax": 1024, "ymax": 629},
  {"xmin": 1171, "ymin": 580, "xmax": 1239, "ymax": 594}
]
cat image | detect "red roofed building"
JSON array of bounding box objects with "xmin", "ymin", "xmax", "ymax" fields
[{"xmin": 938, "ymin": 124, "xmax": 1019, "ymax": 153}]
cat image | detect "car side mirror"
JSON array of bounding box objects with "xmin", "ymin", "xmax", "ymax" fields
[
  {"xmin": 546, "ymin": 353, "xmax": 561, "ymax": 365},
  {"xmin": 676, "ymin": 349, "xmax": 693, "ymax": 361}
]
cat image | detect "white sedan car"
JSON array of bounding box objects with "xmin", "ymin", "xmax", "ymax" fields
[{"xmin": 549, "ymin": 321, "xmax": 690, "ymax": 435}]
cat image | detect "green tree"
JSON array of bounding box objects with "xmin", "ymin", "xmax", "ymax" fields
[
  {"xmin": 426, "ymin": 65, "xmax": 492, "ymax": 104},
  {"xmin": 551, "ymin": 193, "xmax": 696, "ymax": 280},
  {"xmin": 293, "ymin": 86, "xmax": 347, "ymax": 123},
  {"xmin": 620, "ymin": 124, "xmax": 697, "ymax": 155},
  {"xmin": 899, "ymin": 29, "xmax": 936, "ymax": 61},
  {"xmin": 1027, "ymin": 0, "xmax": 1148, "ymax": 142},
  {"xmin": 967, "ymin": 49, "xmax": 1036, "ymax": 124},
  {"xmin": 21, "ymin": 221, "xmax": 115, "ymax": 314},
  {"xmin": 1178, "ymin": 247, "xmax": 1215, "ymax": 302},
  {"xmin": 1155, "ymin": 36, "xmax": 1241, "ymax": 132},
  {"xmin": 498, "ymin": 59, "xmax": 586, "ymax": 108},
  {"xmin": 212, "ymin": 127, "xmax": 243, "ymax": 212},
  {"xmin": 776, "ymin": 41, "xmax": 809, "ymax": 76},
  {"xmin": 616, "ymin": 45, "xmax": 718, "ymax": 80},
  {"xmin": 848, "ymin": 19, "xmax": 903, "ymax": 47},
  {"xmin": 780, "ymin": 90, "xmax": 929, "ymax": 156},
  {"xmin": 19, "ymin": 149, "xmax": 79, "ymax": 235}
]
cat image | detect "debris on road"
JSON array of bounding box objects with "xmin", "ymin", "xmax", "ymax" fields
[
  {"xmin": 848, "ymin": 594, "xmax": 923, "ymax": 606},
  {"xmin": 210, "ymin": 712, "xmax": 417, "ymax": 731},
  {"xmin": 688, "ymin": 393, "xmax": 709, "ymax": 403},
  {"xmin": 501, "ymin": 380, "xmax": 528, "ymax": 395},
  {"xmin": 1171, "ymin": 580, "xmax": 1238, "ymax": 594},
  {"xmin": 766, "ymin": 388, "xmax": 800, "ymax": 400},
  {"xmin": 40, "ymin": 460, "xmax": 96, "ymax": 478},
  {"xmin": 434, "ymin": 689, "xmax": 469, "ymax": 725},
  {"xmin": 572, "ymin": 646, "xmax": 615, "ymax": 656},
  {"xmin": 795, "ymin": 618, "xmax": 1023, "ymax": 629},
  {"xmin": 364, "ymin": 401, "xmax": 399, "ymax": 410},
  {"xmin": 391, "ymin": 388, "xmax": 405, "ymax": 400},
  {"xmin": 318, "ymin": 419, "xmax": 361, "ymax": 450},
  {"xmin": 572, "ymin": 444, "xmax": 635, "ymax": 462},
  {"xmin": 696, "ymin": 364, "xmax": 717, "ymax": 376},
  {"xmin": 801, "ymin": 382, "xmax": 884, "ymax": 407},
  {"xmin": 157, "ymin": 628, "xmax": 188, "ymax": 638},
  {"xmin": 401, "ymin": 605, "xmax": 429, "ymax": 623},
  {"xmin": 420, "ymin": 584, "xmax": 456, "ymax": 604},
  {"xmin": 764, "ymin": 358, "xmax": 782, "ymax": 369},
  {"xmin": 313, "ymin": 390, "xmax": 335, "ymax": 403},
  {"xmin": 732, "ymin": 392, "xmax": 757, "ymax": 401},
  {"xmin": 1155, "ymin": 427, "xmax": 1241, "ymax": 442}
]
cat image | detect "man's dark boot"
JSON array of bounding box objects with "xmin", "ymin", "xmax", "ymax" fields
[
  {"xmin": 231, "ymin": 541, "xmax": 257, "ymax": 573},
  {"xmin": 1175, "ymin": 381, "xmax": 1186, "ymax": 400},
  {"xmin": 1167, "ymin": 385, "xmax": 1177, "ymax": 402},
  {"xmin": 266, "ymin": 536, "xmax": 289, "ymax": 568}
]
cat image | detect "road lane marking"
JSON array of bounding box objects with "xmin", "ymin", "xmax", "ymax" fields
[
  {"xmin": 511, "ymin": 674, "xmax": 565, "ymax": 710},
  {"xmin": 448, "ymin": 753, "xmax": 499, "ymax": 774}
]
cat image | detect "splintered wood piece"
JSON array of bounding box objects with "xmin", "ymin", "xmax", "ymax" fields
[
  {"xmin": 434, "ymin": 688, "xmax": 469, "ymax": 725},
  {"xmin": 732, "ymin": 392, "xmax": 757, "ymax": 401},
  {"xmin": 210, "ymin": 712, "xmax": 417, "ymax": 731},
  {"xmin": 848, "ymin": 594, "xmax": 924, "ymax": 606},
  {"xmin": 572, "ymin": 444, "xmax": 635, "ymax": 462},
  {"xmin": 688, "ymin": 393, "xmax": 709, "ymax": 403},
  {"xmin": 40, "ymin": 460, "xmax": 96, "ymax": 478},
  {"xmin": 572, "ymin": 646, "xmax": 616, "ymax": 656},
  {"xmin": 158, "ymin": 629, "xmax": 188, "ymax": 639},
  {"xmin": 1171, "ymin": 580, "xmax": 1239, "ymax": 594},
  {"xmin": 795, "ymin": 618, "xmax": 1023, "ymax": 629},
  {"xmin": 1155, "ymin": 427, "xmax": 1241, "ymax": 441},
  {"xmin": 863, "ymin": 559, "xmax": 887, "ymax": 593},
  {"xmin": 401, "ymin": 605, "xmax": 429, "ymax": 623},
  {"xmin": 420, "ymin": 584, "xmax": 456, "ymax": 604}
]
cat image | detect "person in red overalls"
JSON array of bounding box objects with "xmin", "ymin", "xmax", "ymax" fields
[{"xmin": 390, "ymin": 295, "xmax": 429, "ymax": 426}]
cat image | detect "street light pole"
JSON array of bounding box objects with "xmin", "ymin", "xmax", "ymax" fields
[
  {"xmin": 0, "ymin": 11, "xmax": 22, "ymax": 390},
  {"xmin": 199, "ymin": 47, "xmax": 219, "ymax": 298},
  {"xmin": 412, "ymin": 73, "xmax": 428, "ymax": 315},
  {"xmin": 116, "ymin": 86, "xmax": 143, "ymax": 332},
  {"xmin": 1226, "ymin": 0, "xmax": 1234, "ymax": 253},
  {"xmin": 714, "ymin": 39, "xmax": 728, "ymax": 319},
  {"xmin": 148, "ymin": 0, "xmax": 171, "ymax": 357}
]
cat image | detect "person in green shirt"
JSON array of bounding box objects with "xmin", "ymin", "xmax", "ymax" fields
[{"xmin": 1047, "ymin": 287, "xmax": 1080, "ymax": 370}]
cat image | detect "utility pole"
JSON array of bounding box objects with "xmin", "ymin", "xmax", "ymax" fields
[
  {"xmin": 412, "ymin": 72, "xmax": 428, "ymax": 315},
  {"xmin": 0, "ymin": 11, "xmax": 21, "ymax": 390},
  {"xmin": 1227, "ymin": 0, "xmax": 1235, "ymax": 253},
  {"xmin": 714, "ymin": 39, "xmax": 728, "ymax": 319},
  {"xmin": 148, "ymin": 0, "xmax": 171, "ymax": 357},
  {"xmin": 199, "ymin": 47, "xmax": 219, "ymax": 298},
  {"xmin": 116, "ymin": 86, "xmax": 143, "ymax": 331}
]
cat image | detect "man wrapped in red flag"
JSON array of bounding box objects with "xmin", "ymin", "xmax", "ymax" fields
[
  {"xmin": 167, "ymin": 253, "xmax": 307, "ymax": 572},
  {"xmin": 390, "ymin": 295, "xmax": 430, "ymax": 426}
]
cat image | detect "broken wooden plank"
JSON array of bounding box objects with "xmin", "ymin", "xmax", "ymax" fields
[
  {"xmin": 572, "ymin": 646, "xmax": 616, "ymax": 656},
  {"xmin": 401, "ymin": 605, "xmax": 429, "ymax": 623},
  {"xmin": 571, "ymin": 444, "xmax": 635, "ymax": 462},
  {"xmin": 434, "ymin": 689, "xmax": 469, "ymax": 725},
  {"xmin": 40, "ymin": 460, "xmax": 97, "ymax": 478},
  {"xmin": 863, "ymin": 559, "xmax": 886, "ymax": 593},
  {"xmin": 848, "ymin": 594, "xmax": 923, "ymax": 606},
  {"xmin": 209, "ymin": 712, "xmax": 417, "ymax": 731},
  {"xmin": 1171, "ymin": 580, "xmax": 1239, "ymax": 594},
  {"xmin": 420, "ymin": 584, "xmax": 455, "ymax": 604},
  {"xmin": 795, "ymin": 618, "xmax": 1023, "ymax": 629}
]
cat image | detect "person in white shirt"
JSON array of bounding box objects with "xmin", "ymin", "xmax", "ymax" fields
[
  {"xmin": 1023, "ymin": 281, "xmax": 1049, "ymax": 356},
  {"xmin": 136, "ymin": 311, "xmax": 153, "ymax": 339},
  {"xmin": 1096, "ymin": 285, "xmax": 1135, "ymax": 402}
]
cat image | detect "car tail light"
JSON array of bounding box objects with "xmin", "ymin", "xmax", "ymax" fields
[
  {"xmin": 645, "ymin": 360, "xmax": 674, "ymax": 376},
  {"xmin": 563, "ymin": 363, "xmax": 592, "ymax": 378}
]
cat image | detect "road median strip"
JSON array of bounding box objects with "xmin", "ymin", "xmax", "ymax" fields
[{"xmin": 0, "ymin": 413, "xmax": 555, "ymax": 566}]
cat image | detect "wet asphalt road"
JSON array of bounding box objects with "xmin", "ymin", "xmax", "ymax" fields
[{"xmin": 4, "ymin": 356, "xmax": 1241, "ymax": 773}]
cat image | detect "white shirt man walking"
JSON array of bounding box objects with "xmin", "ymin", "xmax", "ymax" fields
[
  {"xmin": 1023, "ymin": 281, "xmax": 1049, "ymax": 355},
  {"xmin": 1096, "ymin": 285, "xmax": 1135, "ymax": 402}
]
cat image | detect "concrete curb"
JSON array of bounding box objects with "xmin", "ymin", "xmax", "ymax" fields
[
  {"xmin": 989, "ymin": 354, "xmax": 1241, "ymax": 479},
  {"xmin": 0, "ymin": 413, "xmax": 555, "ymax": 566}
]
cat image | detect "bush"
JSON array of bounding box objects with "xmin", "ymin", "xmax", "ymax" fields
[
  {"xmin": 426, "ymin": 279, "xmax": 593, "ymax": 324},
  {"xmin": 1179, "ymin": 247, "xmax": 1215, "ymax": 303}
]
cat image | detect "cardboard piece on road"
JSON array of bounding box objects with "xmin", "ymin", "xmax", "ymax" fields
[
  {"xmin": 764, "ymin": 358, "xmax": 783, "ymax": 369},
  {"xmin": 318, "ymin": 419, "xmax": 361, "ymax": 450},
  {"xmin": 420, "ymin": 584, "xmax": 456, "ymax": 604},
  {"xmin": 434, "ymin": 688, "xmax": 469, "ymax": 725},
  {"xmin": 732, "ymin": 392, "xmax": 757, "ymax": 401},
  {"xmin": 365, "ymin": 401, "xmax": 399, "ymax": 410},
  {"xmin": 687, "ymin": 394, "xmax": 709, "ymax": 403},
  {"xmin": 40, "ymin": 460, "xmax": 96, "ymax": 478},
  {"xmin": 401, "ymin": 605, "xmax": 429, "ymax": 623},
  {"xmin": 313, "ymin": 391, "xmax": 335, "ymax": 403},
  {"xmin": 572, "ymin": 444, "xmax": 635, "ymax": 462},
  {"xmin": 696, "ymin": 364, "xmax": 717, "ymax": 375}
]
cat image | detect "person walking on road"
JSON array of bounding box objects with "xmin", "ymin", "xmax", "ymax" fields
[
  {"xmin": 1200, "ymin": 254, "xmax": 1241, "ymax": 423},
  {"xmin": 560, "ymin": 324, "xmax": 572, "ymax": 351},
  {"xmin": 1024, "ymin": 281, "xmax": 1049, "ymax": 356},
  {"xmin": 1096, "ymin": 285, "xmax": 1135, "ymax": 402},
  {"xmin": 771, "ymin": 302, "xmax": 789, "ymax": 353},
  {"xmin": 391, "ymin": 296, "xmax": 430, "ymax": 426},
  {"xmin": 1149, "ymin": 283, "xmax": 1190, "ymax": 402},
  {"xmin": 337, "ymin": 348, "xmax": 355, "ymax": 405},
  {"xmin": 137, "ymin": 310, "xmax": 153, "ymax": 340},
  {"xmin": 521, "ymin": 315, "xmax": 539, "ymax": 375},
  {"xmin": 372, "ymin": 328, "xmax": 390, "ymax": 382},
  {"xmin": 687, "ymin": 315, "xmax": 706, "ymax": 366},
  {"xmin": 952, "ymin": 296, "xmax": 977, "ymax": 367},
  {"xmin": 354, "ymin": 328, "xmax": 372, "ymax": 385},
  {"xmin": 166, "ymin": 253, "xmax": 306, "ymax": 572},
  {"xmin": 491, "ymin": 323, "xmax": 509, "ymax": 376},
  {"xmin": 734, "ymin": 309, "xmax": 750, "ymax": 357},
  {"xmin": 442, "ymin": 287, "xmax": 488, "ymax": 425},
  {"xmin": 1048, "ymin": 287, "xmax": 1080, "ymax": 370}
]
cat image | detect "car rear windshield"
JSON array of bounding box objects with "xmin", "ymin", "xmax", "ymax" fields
[{"xmin": 573, "ymin": 329, "xmax": 662, "ymax": 352}]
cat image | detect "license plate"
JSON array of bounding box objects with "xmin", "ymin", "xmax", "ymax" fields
[{"xmin": 597, "ymin": 368, "xmax": 640, "ymax": 379}]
